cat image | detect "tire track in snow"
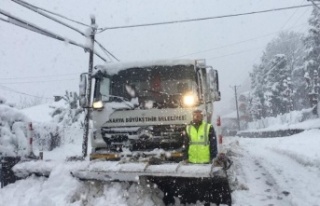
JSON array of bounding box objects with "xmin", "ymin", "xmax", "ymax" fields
[
  {"xmin": 232, "ymin": 145, "xmax": 293, "ymax": 206},
  {"xmin": 244, "ymin": 142, "xmax": 320, "ymax": 206},
  {"xmin": 268, "ymin": 147, "xmax": 320, "ymax": 170}
]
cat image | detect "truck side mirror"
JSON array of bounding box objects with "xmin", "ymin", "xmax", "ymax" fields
[
  {"xmin": 79, "ymin": 73, "xmax": 88, "ymax": 107},
  {"xmin": 212, "ymin": 70, "xmax": 221, "ymax": 101}
]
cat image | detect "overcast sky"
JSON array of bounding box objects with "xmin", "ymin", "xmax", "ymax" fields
[{"xmin": 0, "ymin": 0, "xmax": 313, "ymax": 115}]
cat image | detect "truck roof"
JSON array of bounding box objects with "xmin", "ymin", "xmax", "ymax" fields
[{"xmin": 95, "ymin": 59, "xmax": 199, "ymax": 75}]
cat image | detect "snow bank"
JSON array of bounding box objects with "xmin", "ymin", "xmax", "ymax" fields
[
  {"xmin": 0, "ymin": 103, "xmax": 30, "ymax": 156},
  {"xmin": 0, "ymin": 96, "xmax": 84, "ymax": 157},
  {"xmin": 246, "ymin": 108, "xmax": 319, "ymax": 131},
  {"xmin": 228, "ymin": 129, "xmax": 320, "ymax": 206},
  {"xmin": 1, "ymin": 162, "xmax": 164, "ymax": 206}
]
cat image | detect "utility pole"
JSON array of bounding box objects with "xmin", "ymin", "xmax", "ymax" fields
[
  {"xmin": 82, "ymin": 16, "xmax": 96, "ymax": 158},
  {"xmin": 231, "ymin": 85, "xmax": 241, "ymax": 131}
]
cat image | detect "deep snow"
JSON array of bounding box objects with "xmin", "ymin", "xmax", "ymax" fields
[
  {"xmin": 229, "ymin": 130, "xmax": 320, "ymax": 206},
  {"xmin": 1, "ymin": 102, "xmax": 320, "ymax": 205}
]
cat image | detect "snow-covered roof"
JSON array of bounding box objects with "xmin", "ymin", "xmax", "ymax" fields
[{"xmin": 95, "ymin": 59, "xmax": 197, "ymax": 75}]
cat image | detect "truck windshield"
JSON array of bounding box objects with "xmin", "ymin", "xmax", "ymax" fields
[{"xmin": 96, "ymin": 65, "xmax": 198, "ymax": 108}]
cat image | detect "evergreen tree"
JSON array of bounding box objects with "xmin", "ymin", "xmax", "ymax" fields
[
  {"xmin": 249, "ymin": 31, "xmax": 305, "ymax": 118},
  {"xmin": 282, "ymin": 77, "xmax": 294, "ymax": 113},
  {"xmin": 292, "ymin": 66, "xmax": 308, "ymax": 110},
  {"xmin": 51, "ymin": 91, "xmax": 83, "ymax": 126},
  {"xmin": 265, "ymin": 54, "xmax": 290, "ymax": 116},
  {"xmin": 304, "ymin": 7, "xmax": 320, "ymax": 108}
]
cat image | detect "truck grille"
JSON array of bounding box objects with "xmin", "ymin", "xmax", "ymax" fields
[{"xmin": 101, "ymin": 125, "xmax": 185, "ymax": 140}]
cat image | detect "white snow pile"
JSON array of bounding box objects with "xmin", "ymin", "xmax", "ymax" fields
[
  {"xmin": 1, "ymin": 93, "xmax": 84, "ymax": 158},
  {"xmin": 1, "ymin": 162, "xmax": 165, "ymax": 206},
  {"xmin": 0, "ymin": 97, "xmax": 30, "ymax": 156},
  {"xmin": 246, "ymin": 108, "xmax": 320, "ymax": 131},
  {"xmin": 225, "ymin": 130, "xmax": 320, "ymax": 206},
  {"xmin": 4, "ymin": 159, "xmax": 220, "ymax": 206},
  {"xmin": 19, "ymin": 97, "xmax": 84, "ymax": 156}
]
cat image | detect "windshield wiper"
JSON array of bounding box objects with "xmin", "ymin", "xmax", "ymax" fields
[{"xmin": 100, "ymin": 94, "xmax": 135, "ymax": 109}]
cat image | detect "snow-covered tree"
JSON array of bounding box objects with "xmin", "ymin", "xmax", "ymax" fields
[
  {"xmin": 304, "ymin": 7, "xmax": 320, "ymax": 108},
  {"xmin": 292, "ymin": 65, "xmax": 309, "ymax": 110},
  {"xmin": 0, "ymin": 96, "xmax": 29, "ymax": 156},
  {"xmin": 51, "ymin": 91, "xmax": 83, "ymax": 126},
  {"xmin": 17, "ymin": 95, "xmax": 48, "ymax": 109},
  {"xmin": 250, "ymin": 63, "xmax": 267, "ymax": 119},
  {"xmin": 282, "ymin": 77, "xmax": 294, "ymax": 113},
  {"xmin": 265, "ymin": 54, "xmax": 291, "ymax": 116},
  {"xmin": 249, "ymin": 31, "xmax": 305, "ymax": 118}
]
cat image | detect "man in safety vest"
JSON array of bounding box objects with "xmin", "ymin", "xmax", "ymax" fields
[{"xmin": 183, "ymin": 109, "xmax": 217, "ymax": 164}]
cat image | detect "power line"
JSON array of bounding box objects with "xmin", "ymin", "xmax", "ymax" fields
[
  {"xmin": 0, "ymin": 9, "xmax": 107, "ymax": 62},
  {"xmin": 98, "ymin": 4, "xmax": 316, "ymax": 33},
  {"xmin": 94, "ymin": 40, "xmax": 120, "ymax": 62},
  {"xmin": 0, "ymin": 84, "xmax": 53, "ymax": 100},
  {"xmin": 279, "ymin": 0, "xmax": 304, "ymax": 30},
  {"xmin": 176, "ymin": 30, "xmax": 307, "ymax": 61},
  {"xmin": 11, "ymin": 0, "xmax": 92, "ymax": 28},
  {"xmin": 309, "ymin": 0, "xmax": 320, "ymax": 10},
  {"xmin": 206, "ymin": 46, "xmax": 263, "ymax": 60},
  {"xmin": 12, "ymin": 0, "xmax": 86, "ymax": 36},
  {"xmin": 292, "ymin": 6, "xmax": 311, "ymax": 28},
  {"xmin": 0, "ymin": 16, "xmax": 9, "ymax": 23},
  {"xmin": 175, "ymin": 22, "xmax": 307, "ymax": 58},
  {"xmin": 250, "ymin": 7, "xmax": 310, "ymax": 67},
  {"xmin": 11, "ymin": 0, "xmax": 119, "ymax": 62}
]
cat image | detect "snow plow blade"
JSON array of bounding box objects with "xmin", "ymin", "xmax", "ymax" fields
[
  {"xmin": 71, "ymin": 161, "xmax": 232, "ymax": 205},
  {"xmin": 12, "ymin": 160, "xmax": 231, "ymax": 205}
]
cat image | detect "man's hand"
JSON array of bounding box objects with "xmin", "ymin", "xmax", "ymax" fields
[{"xmin": 214, "ymin": 153, "xmax": 233, "ymax": 170}]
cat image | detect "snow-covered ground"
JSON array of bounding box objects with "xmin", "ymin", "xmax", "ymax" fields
[
  {"xmin": 228, "ymin": 130, "xmax": 320, "ymax": 206},
  {"xmin": 245, "ymin": 108, "xmax": 320, "ymax": 132},
  {"xmin": 1, "ymin": 130, "xmax": 320, "ymax": 205},
  {"xmin": 1, "ymin": 101, "xmax": 320, "ymax": 205}
]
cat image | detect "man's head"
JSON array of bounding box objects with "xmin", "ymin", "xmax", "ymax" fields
[{"xmin": 192, "ymin": 109, "xmax": 203, "ymax": 124}]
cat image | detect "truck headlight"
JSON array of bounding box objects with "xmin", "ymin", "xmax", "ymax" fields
[
  {"xmin": 182, "ymin": 94, "xmax": 197, "ymax": 106},
  {"xmin": 92, "ymin": 100, "xmax": 104, "ymax": 109}
]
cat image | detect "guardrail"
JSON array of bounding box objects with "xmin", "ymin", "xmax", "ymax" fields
[{"xmin": 236, "ymin": 129, "xmax": 305, "ymax": 138}]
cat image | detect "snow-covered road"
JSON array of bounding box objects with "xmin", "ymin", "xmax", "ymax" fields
[
  {"xmin": 230, "ymin": 130, "xmax": 320, "ymax": 206},
  {"xmin": 1, "ymin": 130, "xmax": 320, "ymax": 206}
]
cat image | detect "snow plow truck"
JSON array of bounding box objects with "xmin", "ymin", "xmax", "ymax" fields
[
  {"xmin": 76, "ymin": 59, "xmax": 232, "ymax": 205},
  {"xmin": 7, "ymin": 59, "xmax": 231, "ymax": 205}
]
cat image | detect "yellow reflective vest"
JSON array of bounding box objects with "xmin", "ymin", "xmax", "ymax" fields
[{"xmin": 186, "ymin": 122, "xmax": 211, "ymax": 164}]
